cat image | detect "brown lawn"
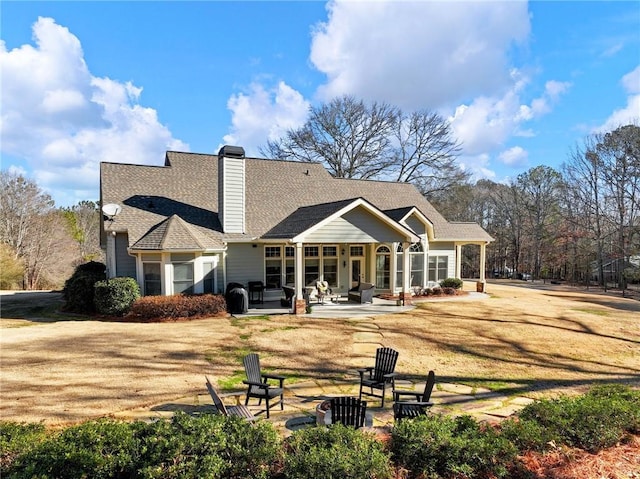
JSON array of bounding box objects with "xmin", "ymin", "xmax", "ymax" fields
[{"xmin": 1, "ymin": 281, "xmax": 638, "ymax": 426}]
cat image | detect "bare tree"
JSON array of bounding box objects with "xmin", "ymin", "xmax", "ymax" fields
[
  {"xmin": 515, "ymin": 165, "xmax": 565, "ymax": 280},
  {"xmin": 261, "ymin": 96, "xmax": 467, "ymax": 193},
  {"xmin": 389, "ymin": 110, "xmax": 467, "ymax": 196},
  {"xmin": 595, "ymin": 125, "xmax": 640, "ymax": 291},
  {"xmin": 0, "ymin": 170, "xmax": 81, "ymax": 289},
  {"xmin": 262, "ymin": 95, "xmax": 398, "ymax": 179},
  {"xmin": 563, "ymin": 125, "xmax": 640, "ymax": 290}
]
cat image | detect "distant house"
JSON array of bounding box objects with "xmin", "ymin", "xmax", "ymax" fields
[{"xmin": 100, "ymin": 146, "xmax": 493, "ymax": 314}]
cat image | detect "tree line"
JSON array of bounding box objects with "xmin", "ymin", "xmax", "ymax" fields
[
  {"xmin": 1, "ymin": 95, "xmax": 637, "ymax": 292},
  {"xmin": 264, "ymin": 96, "xmax": 640, "ymax": 292},
  {"xmin": 0, "ymin": 172, "xmax": 103, "ymax": 290}
]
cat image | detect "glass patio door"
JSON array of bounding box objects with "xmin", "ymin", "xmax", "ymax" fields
[{"xmin": 350, "ymin": 258, "xmax": 363, "ymax": 289}]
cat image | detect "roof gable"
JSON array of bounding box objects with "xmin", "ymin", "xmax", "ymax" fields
[{"xmin": 131, "ymin": 214, "xmax": 211, "ymax": 250}]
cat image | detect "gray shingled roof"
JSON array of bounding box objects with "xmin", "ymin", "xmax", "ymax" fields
[
  {"xmin": 132, "ymin": 214, "xmax": 211, "ymax": 250},
  {"xmin": 100, "ymin": 151, "xmax": 493, "ymax": 249}
]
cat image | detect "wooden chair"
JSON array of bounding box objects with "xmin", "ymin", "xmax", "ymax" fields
[
  {"xmin": 392, "ymin": 370, "xmax": 436, "ymax": 421},
  {"xmin": 329, "ymin": 396, "xmax": 367, "ymax": 429},
  {"xmin": 357, "ymin": 347, "xmax": 399, "ymax": 407},
  {"xmin": 205, "ymin": 376, "xmax": 256, "ymax": 421},
  {"xmin": 242, "ymin": 353, "xmax": 285, "ymax": 418}
]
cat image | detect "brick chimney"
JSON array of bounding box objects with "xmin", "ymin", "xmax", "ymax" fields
[{"xmin": 217, "ymin": 145, "xmax": 245, "ymax": 234}]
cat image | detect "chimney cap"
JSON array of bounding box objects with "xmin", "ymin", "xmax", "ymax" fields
[{"xmin": 218, "ymin": 145, "xmax": 245, "ymax": 158}]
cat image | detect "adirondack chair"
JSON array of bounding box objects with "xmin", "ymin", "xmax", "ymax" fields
[
  {"xmin": 205, "ymin": 376, "xmax": 256, "ymax": 421},
  {"xmin": 242, "ymin": 353, "xmax": 285, "ymax": 418},
  {"xmin": 329, "ymin": 396, "xmax": 367, "ymax": 429},
  {"xmin": 392, "ymin": 370, "xmax": 436, "ymax": 420},
  {"xmin": 357, "ymin": 347, "xmax": 399, "ymax": 407}
]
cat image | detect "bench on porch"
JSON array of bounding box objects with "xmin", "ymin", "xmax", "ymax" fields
[{"xmin": 348, "ymin": 282, "xmax": 375, "ymax": 303}]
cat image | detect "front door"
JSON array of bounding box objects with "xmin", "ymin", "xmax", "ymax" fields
[{"xmin": 350, "ymin": 258, "xmax": 363, "ymax": 289}]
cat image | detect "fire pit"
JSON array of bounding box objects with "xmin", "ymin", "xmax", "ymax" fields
[
  {"xmin": 315, "ymin": 399, "xmax": 332, "ymax": 425},
  {"xmin": 315, "ymin": 399, "xmax": 374, "ymax": 427}
]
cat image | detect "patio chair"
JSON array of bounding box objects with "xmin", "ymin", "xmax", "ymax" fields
[
  {"xmin": 315, "ymin": 280, "xmax": 331, "ymax": 303},
  {"xmin": 329, "ymin": 396, "xmax": 367, "ymax": 429},
  {"xmin": 242, "ymin": 353, "xmax": 285, "ymax": 418},
  {"xmin": 281, "ymin": 285, "xmax": 295, "ymax": 307},
  {"xmin": 392, "ymin": 370, "xmax": 436, "ymax": 421},
  {"xmin": 205, "ymin": 375, "xmax": 256, "ymax": 421},
  {"xmin": 357, "ymin": 347, "xmax": 399, "ymax": 407}
]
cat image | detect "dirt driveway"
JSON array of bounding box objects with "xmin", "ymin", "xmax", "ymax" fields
[{"xmin": 1, "ymin": 282, "xmax": 639, "ymax": 426}]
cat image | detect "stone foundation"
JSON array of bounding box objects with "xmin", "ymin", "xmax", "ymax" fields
[{"xmin": 294, "ymin": 298, "xmax": 307, "ymax": 315}]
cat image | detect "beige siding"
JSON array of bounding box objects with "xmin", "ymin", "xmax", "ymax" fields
[
  {"xmin": 116, "ymin": 234, "xmax": 136, "ymax": 278},
  {"xmin": 404, "ymin": 215, "xmax": 426, "ymax": 236},
  {"xmin": 306, "ymin": 208, "xmax": 408, "ymax": 243},
  {"xmin": 218, "ymin": 157, "xmax": 245, "ymax": 233},
  {"xmin": 226, "ymin": 243, "xmax": 263, "ymax": 286}
]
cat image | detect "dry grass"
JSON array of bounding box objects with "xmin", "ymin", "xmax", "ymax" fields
[{"xmin": 1, "ymin": 281, "xmax": 638, "ymax": 426}]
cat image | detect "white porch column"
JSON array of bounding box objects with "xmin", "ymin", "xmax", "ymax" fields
[
  {"xmin": 294, "ymin": 242, "xmax": 306, "ymax": 314},
  {"xmin": 368, "ymin": 243, "xmax": 376, "ymax": 283},
  {"xmin": 455, "ymin": 244, "xmax": 462, "ymax": 279},
  {"xmin": 295, "ymin": 242, "xmax": 304, "ymax": 298},
  {"xmin": 479, "ymin": 242, "xmax": 487, "ymax": 282},
  {"xmin": 401, "ymin": 241, "xmax": 412, "ymax": 305}
]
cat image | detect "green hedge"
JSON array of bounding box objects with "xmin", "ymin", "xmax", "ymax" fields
[
  {"xmin": 4, "ymin": 413, "xmax": 280, "ymax": 479},
  {"xmin": 391, "ymin": 414, "xmax": 517, "ymax": 479},
  {"xmin": 284, "ymin": 424, "xmax": 393, "ymax": 479},
  {"xmin": 94, "ymin": 277, "xmax": 141, "ymax": 316},
  {"xmin": 501, "ymin": 384, "xmax": 640, "ymax": 453},
  {"xmin": 3, "ymin": 385, "xmax": 639, "ymax": 478}
]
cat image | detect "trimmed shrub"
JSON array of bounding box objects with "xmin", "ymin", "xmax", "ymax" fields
[
  {"xmin": 127, "ymin": 294, "xmax": 227, "ymax": 321},
  {"xmin": 6, "ymin": 414, "xmax": 280, "ymax": 479},
  {"xmin": 440, "ymin": 277, "xmax": 463, "ymax": 289},
  {"xmin": 502, "ymin": 384, "xmax": 640, "ymax": 453},
  {"xmin": 284, "ymin": 424, "xmax": 393, "ymax": 479},
  {"xmin": 62, "ymin": 261, "xmax": 106, "ymax": 313},
  {"xmin": 391, "ymin": 414, "xmax": 517, "ymax": 479},
  {"xmin": 7, "ymin": 419, "xmax": 137, "ymax": 479},
  {"xmin": 431, "ymin": 287, "xmax": 443, "ymax": 296},
  {"xmin": 94, "ymin": 277, "xmax": 141, "ymax": 316},
  {"xmin": 442, "ymin": 287, "xmax": 457, "ymax": 295},
  {"xmin": 0, "ymin": 422, "xmax": 48, "ymax": 473},
  {"xmin": 133, "ymin": 412, "xmax": 281, "ymax": 479}
]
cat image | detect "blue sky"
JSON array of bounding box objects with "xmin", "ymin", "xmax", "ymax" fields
[{"xmin": 1, "ymin": 1, "xmax": 638, "ymax": 207}]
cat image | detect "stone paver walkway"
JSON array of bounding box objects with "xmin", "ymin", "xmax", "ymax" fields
[{"xmin": 113, "ymin": 298, "xmax": 535, "ymax": 434}]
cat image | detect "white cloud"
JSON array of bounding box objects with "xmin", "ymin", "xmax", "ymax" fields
[
  {"xmin": 0, "ymin": 17, "xmax": 188, "ymax": 206},
  {"xmin": 458, "ymin": 153, "xmax": 496, "ymax": 181},
  {"xmin": 448, "ymin": 73, "xmax": 570, "ymax": 157},
  {"xmin": 595, "ymin": 65, "xmax": 640, "ymax": 133},
  {"xmin": 223, "ymin": 81, "xmax": 310, "ymax": 156},
  {"xmin": 499, "ymin": 146, "xmax": 528, "ymax": 167},
  {"xmin": 310, "ymin": 0, "xmax": 531, "ymax": 110}
]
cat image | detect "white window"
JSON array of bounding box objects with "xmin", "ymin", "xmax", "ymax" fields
[
  {"xmin": 264, "ymin": 246, "xmax": 282, "ymax": 288},
  {"xmin": 304, "ymin": 246, "xmax": 320, "ymax": 286},
  {"xmin": 203, "ymin": 261, "xmax": 216, "ymax": 294},
  {"xmin": 173, "ymin": 263, "xmax": 194, "ymax": 294},
  {"xmin": 322, "ymin": 246, "xmax": 338, "ymax": 288},
  {"xmin": 285, "ymin": 246, "xmax": 295, "ymax": 285},
  {"xmin": 143, "ymin": 262, "xmax": 161, "ymax": 296},
  {"xmin": 428, "ymin": 255, "xmax": 448, "ymax": 282},
  {"xmin": 376, "ymin": 245, "xmax": 391, "ymax": 290}
]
